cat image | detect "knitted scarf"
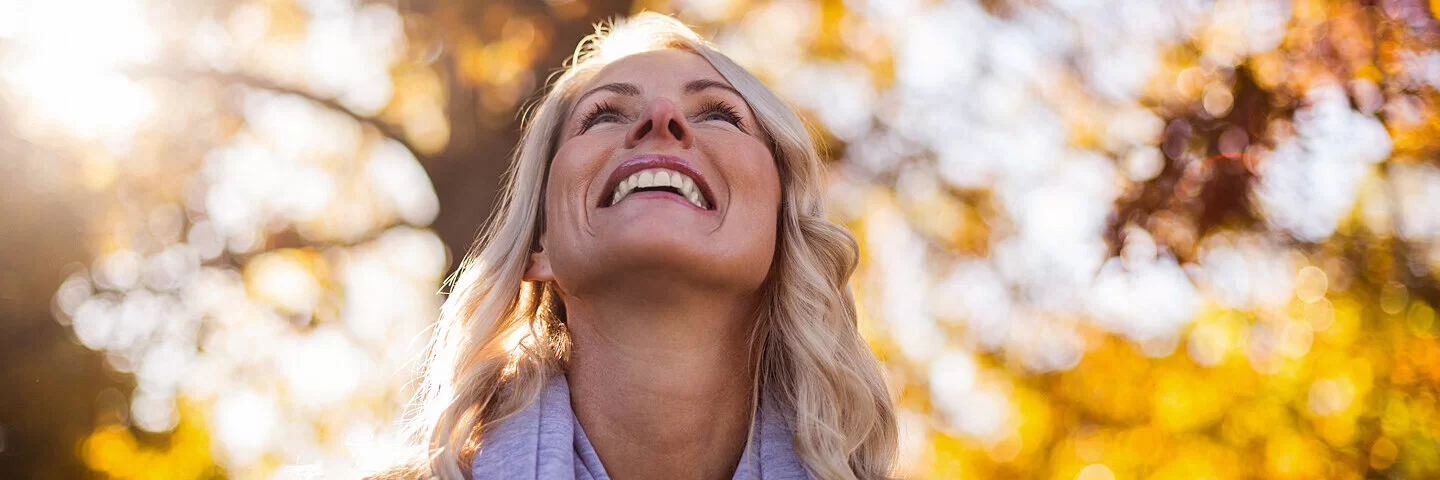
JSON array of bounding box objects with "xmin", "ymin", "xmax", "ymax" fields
[{"xmin": 472, "ymin": 373, "xmax": 813, "ymax": 480}]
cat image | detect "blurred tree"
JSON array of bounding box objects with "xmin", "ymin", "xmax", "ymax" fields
[
  {"xmin": 0, "ymin": 0, "xmax": 631, "ymax": 477},
  {"xmin": 3, "ymin": 0, "xmax": 1440, "ymax": 478},
  {"xmin": 643, "ymin": 0, "xmax": 1440, "ymax": 478}
]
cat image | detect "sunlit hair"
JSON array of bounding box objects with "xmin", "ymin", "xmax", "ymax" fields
[{"xmin": 381, "ymin": 12, "xmax": 896, "ymax": 480}]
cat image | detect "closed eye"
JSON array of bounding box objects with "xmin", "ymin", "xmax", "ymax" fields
[
  {"xmin": 694, "ymin": 100, "xmax": 745, "ymax": 131},
  {"xmin": 578, "ymin": 101, "xmax": 625, "ymax": 133}
]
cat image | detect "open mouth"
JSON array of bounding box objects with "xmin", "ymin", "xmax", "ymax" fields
[
  {"xmin": 599, "ymin": 155, "xmax": 715, "ymax": 210},
  {"xmin": 607, "ymin": 168, "xmax": 709, "ymax": 209}
]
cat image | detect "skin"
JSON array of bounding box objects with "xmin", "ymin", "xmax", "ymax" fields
[{"xmin": 522, "ymin": 49, "xmax": 783, "ymax": 480}]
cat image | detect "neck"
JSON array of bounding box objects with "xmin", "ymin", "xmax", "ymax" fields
[{"xmin": 562, "ymin": 288, "xmax": 759, "ymax": 480}]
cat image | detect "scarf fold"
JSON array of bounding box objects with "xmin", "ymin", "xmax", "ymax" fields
[{"xmin": 472, "ymin": 373, "xmax": 813, "ymax": 480}]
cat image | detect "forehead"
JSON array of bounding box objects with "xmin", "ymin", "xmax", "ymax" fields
[{"xmin": 584, "ymin": 48, "xmax": 730, "ymax": 92}]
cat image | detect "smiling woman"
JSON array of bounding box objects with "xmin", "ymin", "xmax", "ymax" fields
[{"xmin": 378, "ymin": 12, "xmax": 896, "ymax": 480}]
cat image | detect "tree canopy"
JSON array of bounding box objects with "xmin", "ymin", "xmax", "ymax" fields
[{"xmin": 1, "ymin": 0, "xmax": 1437, "ymax": 478}]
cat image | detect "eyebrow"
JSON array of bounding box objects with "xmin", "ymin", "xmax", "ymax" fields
[
  {"xmin": 572, "ymin": 78, "xmax": 744, "ymax": 107},
  {"xmin": 683, "ymin": 79, "xmax": 742, "ymax": 98},
  {"xmin": 574, "ymin": 82, "xmax": 641, "ymax": 106}
]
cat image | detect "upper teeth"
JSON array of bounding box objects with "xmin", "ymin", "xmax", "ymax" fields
[{"xmin": 610, "ymin": 168, "xmax": 708, "ymax": 209}]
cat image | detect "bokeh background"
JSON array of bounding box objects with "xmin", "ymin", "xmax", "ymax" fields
[{"xmin": 2, "ymin": 0, "xmax": 1439, "ymax": 478}]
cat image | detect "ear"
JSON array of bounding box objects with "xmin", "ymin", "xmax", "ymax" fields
[{"xmin": 523, "ymin": 245, "xmax": 554, "ymax": 282}]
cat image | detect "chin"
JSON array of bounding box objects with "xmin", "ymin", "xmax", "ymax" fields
[{"xmin": 575, "ymin": 234, "xmax": 773, "ymax": 297}]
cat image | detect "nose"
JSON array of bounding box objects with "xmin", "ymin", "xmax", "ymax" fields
[{"xmin": 624, "ymin": 98, "xmax": 694, "ymax": 150}]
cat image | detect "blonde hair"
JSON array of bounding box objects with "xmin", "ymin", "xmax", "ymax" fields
[{"xmin": 386, "ymin": 12, "xmax": 896, "ymax": 480}]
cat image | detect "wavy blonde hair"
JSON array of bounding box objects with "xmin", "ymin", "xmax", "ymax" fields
[{"xmin": 385, "ymin": 12, "xmax": 895, "ymax": 480}]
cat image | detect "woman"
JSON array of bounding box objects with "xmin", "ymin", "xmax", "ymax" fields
[{"xmin": 388, "ymin": 12, "xmax": 896, "ymax": 480}]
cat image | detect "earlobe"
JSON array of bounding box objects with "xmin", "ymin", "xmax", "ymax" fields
[{"xmin": 523, "ymin": 249, "xmax": 554, "ymax": 282}]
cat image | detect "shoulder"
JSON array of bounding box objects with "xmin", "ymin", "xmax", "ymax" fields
[{"xmin": 471, "ymin": 373, "xmax": 574, "ymax": 479}]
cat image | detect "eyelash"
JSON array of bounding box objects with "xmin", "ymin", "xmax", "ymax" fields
[
  {"xmin": 696, "ymin": 100, "xmax": 744, "ymax": 128},
  {"xmin": 578, "ymin": 101, "xmax": 624, "ymax": 133},
  {"xmin": 576, "ymin": 100, "xmax": 746, "ymax": 134}
]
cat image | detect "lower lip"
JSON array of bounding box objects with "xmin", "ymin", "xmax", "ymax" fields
[{"xmin": 610, "ymin": 191, "xmax": 713, "ymax": 212}]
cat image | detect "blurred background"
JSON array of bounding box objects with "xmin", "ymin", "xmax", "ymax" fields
[{"xmin": 1, "ymin": 0, "xmax": 1438, "ymax": 478}]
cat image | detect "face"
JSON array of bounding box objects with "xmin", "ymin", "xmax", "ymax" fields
[{"xmin": 524, "ymin": 49, "xmax": 782, "ymax": 299}]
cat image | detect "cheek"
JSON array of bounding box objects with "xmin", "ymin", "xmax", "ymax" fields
[
  {"xmin": 538, "ymin": 144, "xmax": 604, "ymax": 284},
  {"xmin": 735, "ymin": 150, "xmax": 782, "ymax": 288},
  {"xmin": 726, "ymin": 143, "xmax": 783, "ymax": 249},
  {"xmin": 550, "ymin": 141, "xmax": 602, "ymax": 194},
  {"xmin": 545, "ymin": 139, "xmax": 611, "ymax": 220},
  {"xmin": 737, "ymin": 147, "xmax": 782, "ymax": 219}
]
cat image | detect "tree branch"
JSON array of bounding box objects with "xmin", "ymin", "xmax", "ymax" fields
[{"xmin": 120, "ymin": 66, "xmax": 428, "ymax": 162}]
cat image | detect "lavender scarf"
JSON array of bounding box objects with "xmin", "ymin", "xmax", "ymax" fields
[{"xmin": 471, "ymin": 373, "xmax": 813, "ymax": 479}]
